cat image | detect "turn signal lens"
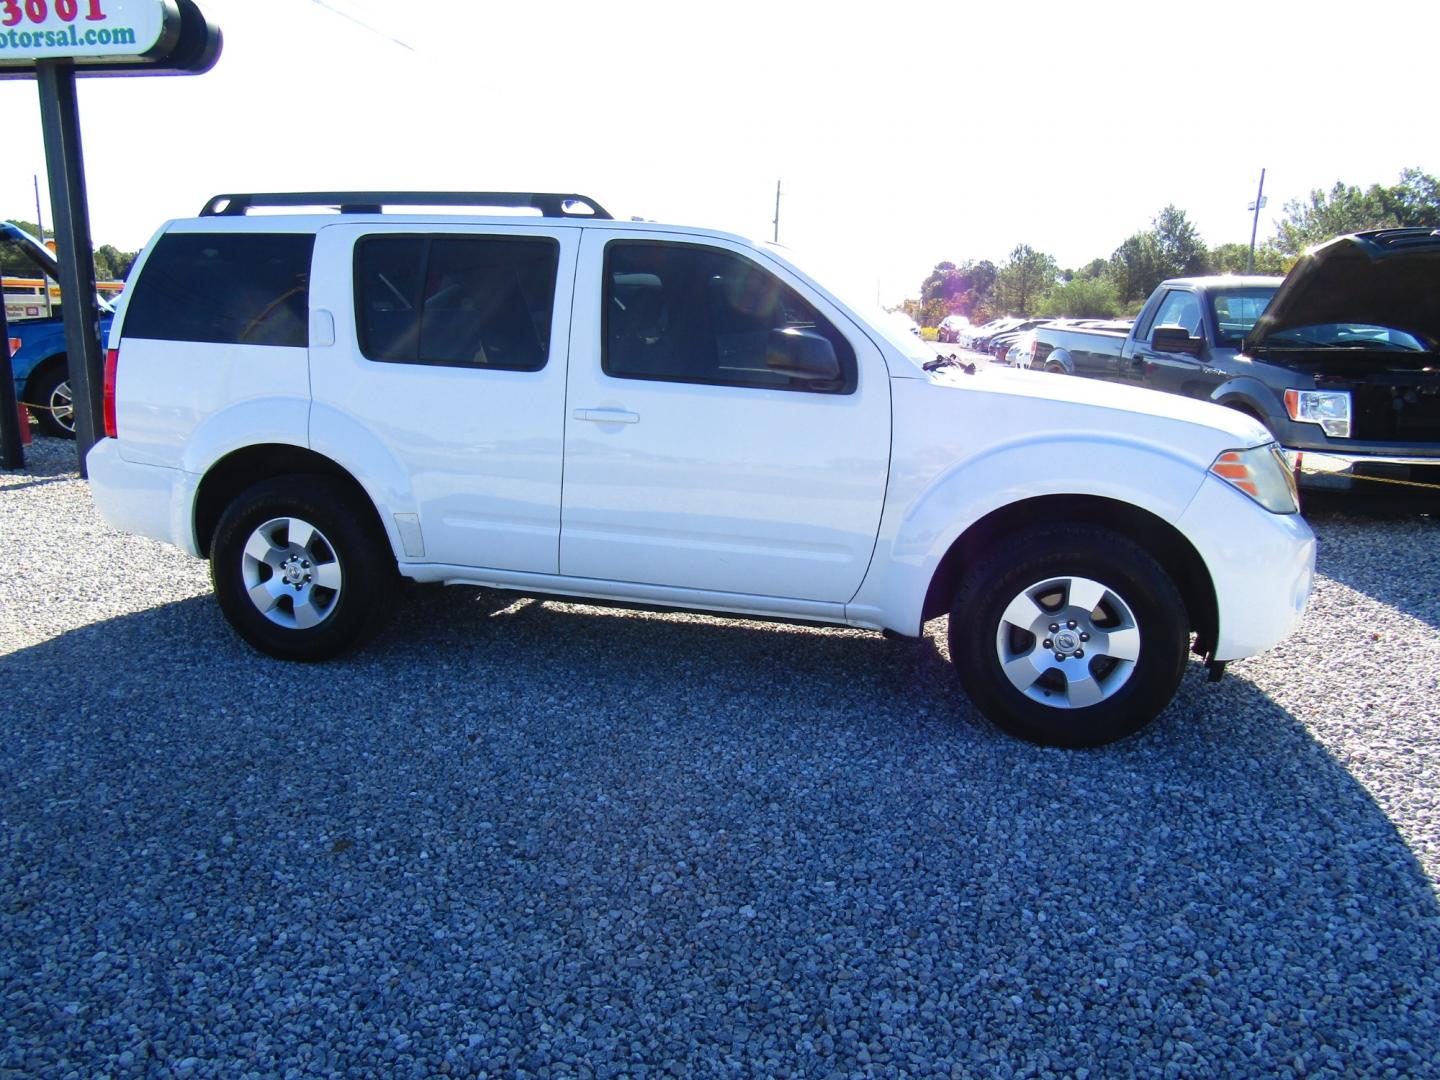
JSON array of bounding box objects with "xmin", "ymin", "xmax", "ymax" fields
[
  {"xmin": 102, "ymin": 348, "xmax": 119, "ymax": 439},
  {"xmin": 7, "ymin": 337, "xmax": 19, "ymax": 356},
  {"xmin": 1209, "ymin": 444, "xmax": 1299, "ymax": 514}
]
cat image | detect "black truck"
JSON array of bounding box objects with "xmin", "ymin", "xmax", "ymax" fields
[{"xmin": 1025, "ymin": 229, "xmax": 1440, "ymax": 492}]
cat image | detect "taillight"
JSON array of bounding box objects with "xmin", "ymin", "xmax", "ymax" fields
[{"xmin": 103, "ymin": 347, "xmax": 119, "ymax": 438}]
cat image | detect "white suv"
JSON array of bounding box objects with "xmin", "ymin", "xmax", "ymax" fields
[{"xmin": 87, "ymin": 192, "xmax": 1315, "ymax": 747}]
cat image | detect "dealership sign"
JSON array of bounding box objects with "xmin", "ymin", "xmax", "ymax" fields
[{"xmin": 0, "ymin": 0, "xmax": 176, "ymax": 64}]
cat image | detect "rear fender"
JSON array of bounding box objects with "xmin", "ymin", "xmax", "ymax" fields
[{"xmin": 1044, "ymin": 348, "xmax": 1075, "ymax": 375}]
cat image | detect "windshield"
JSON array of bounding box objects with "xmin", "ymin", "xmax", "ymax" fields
[
  {"xmin": 1262, "ymin": 324, "xmax": 1427, "ymax": 351},
  {"xmin": 1209, "ymin": 286, "xmax": 1279, "ymax": 347}
]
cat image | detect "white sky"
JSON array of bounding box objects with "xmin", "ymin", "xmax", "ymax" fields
[{"xmin": 2, "ymin": 0, "xmax": 1436, "ymax": 304}]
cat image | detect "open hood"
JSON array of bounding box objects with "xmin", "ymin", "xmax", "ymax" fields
[
  {"xmin": 1245, "ymin": 228, "xmax": 1440, "ymax": 352},
  {"xmin": 2, "ymin": 221, "xmax": 115, "ymax": 314},
  {"xmin": 2, "ymin": 221, "xmax": 63, "ymax": 282}
]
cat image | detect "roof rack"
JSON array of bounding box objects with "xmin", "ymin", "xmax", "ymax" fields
[{"xmin": 199, "ymin": 191, "xmax": 613, "ymax": 220}]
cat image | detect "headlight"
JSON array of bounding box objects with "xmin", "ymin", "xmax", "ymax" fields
[
  {"xmin": 1284, "ymin": 389, "xmax": 1351, "ymax": 438},
  {"xmin": 1210, "ymin": 444, "xmax": 1300, "ymax": 514}
]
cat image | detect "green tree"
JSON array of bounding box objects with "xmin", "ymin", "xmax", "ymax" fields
[
  {"xmin": 1036, "ymin": 276, "xmax": 1121, "ymax": 319},
  {"xmin": 93, "ymin": 244, "xmax": 137, "ymax": 282},
  {"xmin": 1274, "ymin": 181, "xmax": 1394, "ymax": 256},
  {"xmin": 1151, "ymin": 204, "xmax": 1209, "ymax": 279},
  {"xmin": 1378, "ymin": 167, "xmax": 1440, "ymax": 226},
  {"xmin": 992, "ymin": 244, "xmax": 1058, "ymax": 317},
  {"xmin": 1107, "ymin": 232, "xmax": 1161, "ymax": 304},
  {"xmin": 1209, "ymin": 241, "xmax": 1292, "ymax": 276}
]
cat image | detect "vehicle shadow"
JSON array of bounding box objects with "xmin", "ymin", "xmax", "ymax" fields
[
  {"xmin": 1305, "ymin": 502, "xmax": 1440, "ymax": 629},
  {"xmin": 2, "ymin": 590, "xmax": 1437, "ymax": 1075}
]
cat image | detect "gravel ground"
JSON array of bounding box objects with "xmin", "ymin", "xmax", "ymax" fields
[{"xmin": 3, "ymin": 434, "xmax": 1439, "ymax": 1079}]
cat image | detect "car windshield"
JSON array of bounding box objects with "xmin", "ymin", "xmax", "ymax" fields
[
  {"xmin": 1263, "ymin": 324, "xmax": 1428, "ymax": 351},
  {"xmin": 1209, "ymin": 286, "xmax": 1279, "ymax": 347}
]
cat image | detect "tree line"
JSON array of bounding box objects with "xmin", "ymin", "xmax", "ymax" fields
[
  {"xmin": 1, "ymin": 219, "xmax": 138, "ymax": 283},
  {"xmin": 912, "ymin": 167, "xmax": 1440, "ymax": 325}
]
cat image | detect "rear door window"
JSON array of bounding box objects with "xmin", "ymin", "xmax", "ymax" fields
[
  {"xmin": 354, "ymin": 235, "xmax": 559, "ymax": 370},
  {"xmin": 122, "ymin": 233, "xmax": 314, "ymax": 347}
]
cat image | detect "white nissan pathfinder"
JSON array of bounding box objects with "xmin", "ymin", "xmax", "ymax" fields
[{"xmin": 86, "ymin": 192, "xmax": 1315, "ymax": 747}]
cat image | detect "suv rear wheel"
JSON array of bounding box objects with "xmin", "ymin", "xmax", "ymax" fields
[
  {"xmin": 948, "ymin": 526, "xmax": 1189, "ymax": 747},
  {"xmin": 211, "ymin": 475, "xmax": 394, "ymax": 660}
]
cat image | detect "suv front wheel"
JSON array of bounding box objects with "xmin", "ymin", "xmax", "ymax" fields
[
  {"xmin": 211, "ymin": 475, "xmax": 394, "ymax": 661},
  {"xmin": 949, "ymin": 526, "xmax": 1189, "ymax": 748}
]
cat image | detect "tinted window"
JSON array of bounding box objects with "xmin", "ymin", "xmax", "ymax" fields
[
  {"xmin": 123, "ymin": 233, "xmax": 313, "ymax": 347},
  {"xmin": 603, "ymin": 241, "xmax": 857, "ymax": 394},
  {"xmin": 355, "ymin": 235, "xmax": 558, "ymax": 370}
]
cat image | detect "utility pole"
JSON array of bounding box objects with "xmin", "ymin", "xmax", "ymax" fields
[
  {"xmin": 1247, "ymin": 168, "xmax": 1267, "ymax": 274},
  {"xmin": 773, "ymin": 179, "xmax": 782, "ymax": 243}
]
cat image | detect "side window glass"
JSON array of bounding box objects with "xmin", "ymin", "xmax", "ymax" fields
[
  {"xmin": 354, "ymin": 235, "xmax": 558, "ymax": 370},
  {"xmin": 603, "ymin": 241, "xmax": 857, "ymax": 394},
  {"xmin": 123, "ymin": 233, "xmax": 314, "ymax": 347},
  {"xmin": 1150, "ymin": 290, "xmax": 1203, "ymax": 339}
]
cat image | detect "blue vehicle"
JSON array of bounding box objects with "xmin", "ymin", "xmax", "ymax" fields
[{"xmin": 2, "ymin": 221, "xmax": 115, "ymax": 437}]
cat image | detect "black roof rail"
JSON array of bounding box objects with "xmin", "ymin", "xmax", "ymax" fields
[{"xmin": 199, "ymin": 191, "xmax": 613, "ymax": 220}]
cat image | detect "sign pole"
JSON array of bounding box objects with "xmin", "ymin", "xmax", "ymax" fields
[{"xmin": 36, "ymin": 59, "xmax": 104, "ymax": 476}]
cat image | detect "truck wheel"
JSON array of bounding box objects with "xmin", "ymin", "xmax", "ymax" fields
[
  {"xmin": 948, "ymin": 526, "xmax": 1188, "ymax": 748},
  {"xmin": 210, "ymin": 475, "xmax": 395, "ymax": 661},
  {"xmin": 28, "ymin": 363, "xmax": 75, "ymax": 438}
]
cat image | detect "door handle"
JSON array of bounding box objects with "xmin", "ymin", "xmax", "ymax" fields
[{"xmin": 573, "ymin": 408, "xmax": 640, "ymax": 424}]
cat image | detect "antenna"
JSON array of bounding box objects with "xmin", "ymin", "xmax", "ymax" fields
[{"xmin": 773, "ymin": 179, "xmax": 782, "ymax": 243}]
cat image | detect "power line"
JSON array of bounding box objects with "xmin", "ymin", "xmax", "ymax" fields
[{"xmin": 307, "ymin": 0, "xmax": 415, "ymax": 51}]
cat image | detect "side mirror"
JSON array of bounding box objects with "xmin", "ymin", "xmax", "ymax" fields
[
  {"xmin": 1152, "ymin": 324, "xmax": 1204, "ymax": 356},
  {"xmin": 767, "ymin": 327, "xmax": 841, "ymax": 381}
]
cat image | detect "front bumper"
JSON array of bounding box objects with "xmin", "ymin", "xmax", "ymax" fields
[
  {"xmin": 1281, "ymin": 447, "xmax": 1440, "ymax": 492},
  {"xmin": 1177, "ymin": 475, "xmax": 1315, "ymax": 662}
]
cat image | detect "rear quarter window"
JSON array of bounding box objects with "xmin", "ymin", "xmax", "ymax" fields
[{"xmin": 122, "ymin": 233, "xmax": 314, "ymax": 347}]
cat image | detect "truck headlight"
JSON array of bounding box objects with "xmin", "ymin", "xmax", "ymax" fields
[
  {"xmin": 1284, "ymin": 389, "xmax": 1351, "ymax": 439},
  {"xmin": 1210, "ymin": 444, "xmax": 1300, "ymax": 514}
]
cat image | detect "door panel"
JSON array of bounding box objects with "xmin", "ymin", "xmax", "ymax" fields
[
  {"xmin": 559, "ymin": 231, "xmax": 891, "ymax": 603},
  {"xmin": 308, "ymin": 222, "xmax": 579, "ymax": 571}
]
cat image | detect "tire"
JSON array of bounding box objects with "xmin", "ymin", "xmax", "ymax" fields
[
  {"xmin": 28, "ymin": 362, "xmax": 75, "ymax": 438},
  {"xmin": 948, "ymin": 526, "xmax": 1189, "ymax": 748},
  {"xmin": 210, "ymin": 475, "xmax": 395, "ymax": 661}
]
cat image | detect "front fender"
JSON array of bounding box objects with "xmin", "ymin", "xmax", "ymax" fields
[
  {"xmin": 1210, "ymin": 376, "xmax": 1285, "ymax": 430},
  {"xmin": 848, "ymin": 434, "xmax": 1208, "ymax": 634}
]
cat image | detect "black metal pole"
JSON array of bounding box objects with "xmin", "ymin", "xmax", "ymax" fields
[
  {"xmin": 0, "ymin": 298, "xmax": 23, "ymax": 469},
  {"xmin": 36, "ymin": 60, "xmax": 102, "ymax": 477}
]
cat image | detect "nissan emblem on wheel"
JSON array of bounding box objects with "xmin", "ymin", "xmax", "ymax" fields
[{"xmin": 85, "ymin": 191, "xmax": 1316, "ymax": 748}]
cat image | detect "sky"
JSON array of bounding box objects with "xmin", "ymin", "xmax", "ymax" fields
[{"xmin": 1, "ymin": 0, "xmax": 1437, "ymax": 305}]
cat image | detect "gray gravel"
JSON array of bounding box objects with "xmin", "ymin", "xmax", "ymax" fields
[{"xmin": 3, "ymin": 434, "xmax": 1439, "ymax": 1078}]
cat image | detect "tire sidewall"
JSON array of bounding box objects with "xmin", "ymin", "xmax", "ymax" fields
[
  {"xmin": 211, "ymin": 476, "xmax": 390, "ymax": 661},
  {"xmin": 949, "ymin": 530, "xmax": 1189, "ymax": 748},
  {"xmin": 29, "ymin": 363, "xmax": 76, "ymax": 438}
]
